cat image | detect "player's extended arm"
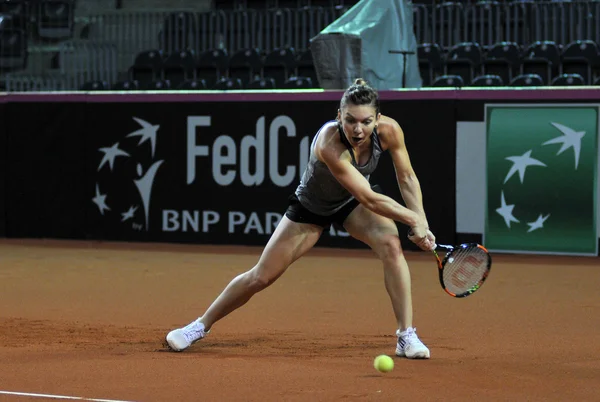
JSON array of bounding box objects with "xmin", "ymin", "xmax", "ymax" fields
[
  {"xmin": 386, "ymin": 121, "xmax": 435, "ymax": 248},
  {"xmin": 387, "ymin": 121, "xmax": 429, "ymax": 227}
]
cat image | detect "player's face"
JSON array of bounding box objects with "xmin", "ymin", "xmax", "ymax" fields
[{"xmin": 338, "ymin": 104, "xmax": 380, "ymax": 147}]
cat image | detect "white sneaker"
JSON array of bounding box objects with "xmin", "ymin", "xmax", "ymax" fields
[
  {"xmin": 165, "ymin": 319, "xmax": 207, "ymax": 352},
  {"xmin": 395, "ymin": 327, "xmax": 430, "ymax": 359}
]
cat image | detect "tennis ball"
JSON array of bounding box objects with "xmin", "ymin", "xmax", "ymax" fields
[{"xmin": 373, "ymin": 354, "xmax": 394, "ymax": 373}]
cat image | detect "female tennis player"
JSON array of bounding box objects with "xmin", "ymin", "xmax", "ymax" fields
[{"xmin": 166, "ymin": 79, "xmax": 436, "ymax": 359}]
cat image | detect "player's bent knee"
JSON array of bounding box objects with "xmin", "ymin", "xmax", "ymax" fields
[
  {"xmin": 246, "ymin": 264, "xmax": 282, "ymax": 292},
  {"xmin": 373, "ymin": 234, "xmax": 403, "ymax": 261}
]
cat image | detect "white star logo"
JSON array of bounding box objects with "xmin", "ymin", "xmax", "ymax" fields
[
  {"xmin": 134, "ymin": 161, "xmax": 164, "ymax": 230},
  {"xmin": 98, "ymin": 142, "xmax": 130, "ymax": 171},
  {"xmin": 127, "ymin": 117, "xmax": 160, "ymax": 158},
  {"xmin": 92, "ymin": 184, "xmax": 110, "ymax": 215},
  {"xmin": 527, "ymin": 214, "xmax": 550, "ymax": 233},
  {"xmin": 121, "ymin": 205, "xmax": 138, "ymax": 222},
  {"xmin": 496, "ymin": 191, "xmax": 520, "ymax": 228},
  {"xmin": 543, "ymin": 122, "xmax": 586, "ymax": 169},
  {"xmin": 504, "ymin": 150, "xmax": 547, "ymax": 184}
]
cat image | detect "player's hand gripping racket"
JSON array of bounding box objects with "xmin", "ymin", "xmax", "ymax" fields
[{"xmin": 431, "ymin": 243, "xmax": 492, "ymax": 298}]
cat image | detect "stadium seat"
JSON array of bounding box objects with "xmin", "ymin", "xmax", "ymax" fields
[
  {"xmin": 509, "ymin": 73, "xmax": 544, "ymax": 87},
  {"xmin": 0, "ymin": 13, "xmax": 27, "ymax": 72},
  {"xmin": 262, "ymin": 47, "xmax": 296, "ymax": 88},
  {"xmin": 178, "ymin": 79, "xmax": 207, "ymax": 90},
  {"xmin": 521, "ymin": 41, "xmax": 560, "ymax": 85},
  {"xmin": 444, "ymin": 42, "xmax": 483, "ymax": 85},
  {"xmin": 213, "ymin": 77, "xmax": 243, "ymax": 90},
  {"xmin": 36, "ymin": 0, "xmax": 75, "ymax": 39},
  {"xmin": 283, "ymin": 76, "xmax": 313, "ymax": 89},
  {"xmin": 551, "ymin": 73, "xmax": 585, "ymax": 86},
  {"xmin": 128, "ymin": 49, "xmax": 165, "ymax": 87},
  {"xmin": 470, "ymin": 74, "xmax": 504, "ymax": 87},
  {"xmin": 227, "ymin": 48, "xmax": 262, "ymax": 88},
  {"xmin": 162, "ymin": 49, "xmax": 196, "ymax": 88},
  {"xmin": 482, "ymin": 41, "xmax": 521, "ymax": 85},
  {"xmin": 140, "ymin": 79, "xmax": 171, "ymax": 91},
  {"xmin": 80, "ymin": 80, "xmax": 109, "ymax": 91},
  {"xmin": 0, "ymin": 0, "xmax": 29, "ymax": 31},
  {"xmin": 418, "ymin": 43, "xmax": 443, "ymax": 87},
  {"xmin": 247, "ymin": 77, "xmax": 276, "ymax": 90},
  {"xmin": 431, "ymin": 75, "xmax": 464, "ymax": 87},
  {"xmin": 561, "ymin": 40, "xmax": 599, "ymax": 85},
  {"xmin": 196, "ymin": 48, "xmax": 228, "ymax": 88},
  {"xmin": 0, "ymin": 0, "xmax": 28, "ymax": 15},
  {"xmin": 112, "ymin": 80, "xmax": 139, "ymax": 90},
  {"xmin": 295, "ymin": 49, "xmax": 318, "ymax": 88}
]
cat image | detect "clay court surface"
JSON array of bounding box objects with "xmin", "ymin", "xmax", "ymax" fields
[{"xmin": 0, "ymin": 239, "xmax": 599, "ymax": 401}]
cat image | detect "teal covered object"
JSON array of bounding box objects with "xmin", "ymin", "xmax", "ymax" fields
[{"xmin": 310, "ymin": 0, "xmax": 422, "ymax": 90}]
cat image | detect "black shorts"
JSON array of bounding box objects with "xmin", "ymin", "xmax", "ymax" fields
[{"xmin": 285, "ymin": 185, "xmax": 383, "ymax": 229}]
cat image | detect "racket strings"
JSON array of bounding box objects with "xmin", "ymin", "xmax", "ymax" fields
[{"xmin": 443, "ymin": 247, "xmax": 489, "ymax": 295}]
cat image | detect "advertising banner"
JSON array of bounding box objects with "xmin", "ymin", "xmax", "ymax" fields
[
  {"xmin": 84, "ymin": 99, "xmax": 456, "ymax": 249},
  {"xmin": 85, "ymin": 101, "xmax": 332, "ymax": 246},
  {"xmin": 485, "ymin": 105, "xmax": 598, "ymax": 255},
  {"xmin": 4, "ymin": 102, "xmax": 88, "ymax": 238}
]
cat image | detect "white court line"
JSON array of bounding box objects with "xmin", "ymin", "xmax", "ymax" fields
[{"xmin": 0, "ymin": 390, "xmax": 135, "ymax": 402}]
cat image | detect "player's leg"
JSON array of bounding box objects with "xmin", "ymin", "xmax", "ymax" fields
[
  {"xmin": 199, "ymin": 216, "xmax": 323, "ymax": 329},
  {"xmin": 166, "ymin": 216, "xmax": 323, "ymax": 351},
  {"xmin": 343, "ymin": 204, "xmax": 413, "ymax": 329},
  {"xmin": 343, "ymin": 204, "xmax": 430, "ymax": 359}
]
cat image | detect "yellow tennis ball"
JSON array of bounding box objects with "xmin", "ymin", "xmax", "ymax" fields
[{"xmin": 373, "ymin": 354, "xmax": 394, "ymax": 373}]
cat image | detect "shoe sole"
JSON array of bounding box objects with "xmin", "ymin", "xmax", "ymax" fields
[
  {"xmin": 164, "ymin": 334, "xmax": 203, "ymax": 352},
  {"xmin": 396, "ymin": 349, "xmax": 430, "ymax": 359},
  {"xmin": 164, "ymin": 339, "xmax": 183, "ymax": 352},
  {"xmin": 164, "ymin": 331, "xmax": 188, "ymax": 352}
]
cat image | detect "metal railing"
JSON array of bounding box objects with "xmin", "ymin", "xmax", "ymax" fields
[
  {"xmin": 433, "ymin": 2, "xmax": 465, "ymax": 49},
  {"xmin": 82, "ymin": 6, "xmax": 342, "ymax": 60},
  {"xmin": 7, "ymin": 1, "xmax": 600, "ymax": 92},
  {"xmin": 58, "ymin": 40, "xmax": 118, "ymax": 89},
  {"xmin": 84, "ymin": 10, "xmax": 171, "ymax": 72},
  {"xmin": 3, "ymin": 5, "xmax": 345, "ymax": 91},
  {"xmin": 416, "ymin": 1, "xmax": 600, "ymax": 49},
  {"xmin": 4, "ymin": 73, "xmax": 68, "ymax": 91},
  {"xmin": 12, "ymin": 2, "xmax": 600, "ymax": 53},
  {"xmin": 465, "ymin": 1, "xmax": 503, "ymax": 49},
  {"xmin": 413, "ymin": 3, "xmax": 431, "ymax": 45},
  {"xmin": 532, "ymin": 1, "xmax": 595, "ymax": 46}
]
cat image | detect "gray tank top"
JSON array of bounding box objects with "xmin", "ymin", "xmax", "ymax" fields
[{"xmin": 295, "ymin": 121, "xmax": 384, "ymax": 216}]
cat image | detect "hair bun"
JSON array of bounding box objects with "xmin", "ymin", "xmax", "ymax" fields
[{"xmin": 341, "ymin": 78, "xmax": 380, "ymax": 114}]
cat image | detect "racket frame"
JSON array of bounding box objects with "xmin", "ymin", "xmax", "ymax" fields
[{"xmin": 432, "ymin": 243, "xmax": 492, "ymax": 298}]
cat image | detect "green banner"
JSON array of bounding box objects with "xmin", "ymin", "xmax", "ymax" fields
[{"xmin": 485, "ymin": 105, "xmax": 598, "ymax": 255}]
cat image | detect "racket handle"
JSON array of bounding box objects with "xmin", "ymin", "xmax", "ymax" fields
[{"xmin": 434, "ymin": 244, "xmax": 453, "ymax": 251}]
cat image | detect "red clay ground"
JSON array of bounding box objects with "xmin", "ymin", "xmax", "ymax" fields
[{"xmin": 0, "ymin": 239, "xmax": 599, "ymax": 402}]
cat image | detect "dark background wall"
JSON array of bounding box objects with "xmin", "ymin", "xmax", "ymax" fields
[
  {"xmin": 0, "ymin": 92, "xmax": 456, "ymax": 251},
  {"xmin": 1, "ymin": 90, "xmax": 598, "ymax": 256}
]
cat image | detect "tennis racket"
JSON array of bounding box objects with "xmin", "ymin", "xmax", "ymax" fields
[{"xmin": 432, "ymin": 243, "xmax": 492, "ymax": 298}]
